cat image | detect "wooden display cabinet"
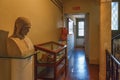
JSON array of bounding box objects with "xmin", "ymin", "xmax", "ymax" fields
[{"xmin": 34, "ymin": 41, "xmax": 67, "ymax": 80}]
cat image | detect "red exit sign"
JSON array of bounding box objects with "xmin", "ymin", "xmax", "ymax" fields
[{"xmin": 72, "ymin": 6, "xmax": 80, "ymax": 10}]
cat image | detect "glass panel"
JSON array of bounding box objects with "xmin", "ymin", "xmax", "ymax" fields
[
  {"xmin": 0, "ymin": 52, "xmax": 36, "ymax": 59},
  {"xmin": 78, "ymin": 21, "xmax": 84, "ymax": 36},
  {"xmin": 111, "ymin": 2, "xmax": 118, "ymax": 30}
]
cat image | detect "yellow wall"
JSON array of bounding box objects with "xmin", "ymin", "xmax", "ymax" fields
[
  {"xmin": 63, "ymin": 0, "xmax": 100, "ymax": 64},
  {"xmin": 0, "ymin": 0, "xmax": 62, "ymax": 80},
  {"xmin": 0, "ymin": 0, "xmax": 62, "ymax": 44}
]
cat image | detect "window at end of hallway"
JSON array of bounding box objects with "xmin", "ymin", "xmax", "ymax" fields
[
  {"xmin": 78, "ymin": 21, "xmax": 84, "ymax": 37},
  {"xmin": 111, "ymin": 2, "xmax": 118, "ymax": 30}
]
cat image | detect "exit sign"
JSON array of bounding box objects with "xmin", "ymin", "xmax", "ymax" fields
[{"xmin": 72, "ymin": 6, "xmax": 80, "ymax": 10}]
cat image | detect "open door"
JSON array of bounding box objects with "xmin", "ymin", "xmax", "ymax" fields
[
  {"xmin": 84, "ymin": 13, "xmax": 89, "ymax": 58},
  {"xmin": 67, "ymin": 18, "xmax": 74, "ymax": 59}
]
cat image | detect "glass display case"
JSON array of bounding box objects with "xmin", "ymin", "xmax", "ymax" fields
[{"xmin": 34, "ymin": 41, "xmax": 67, "ymax": 80}]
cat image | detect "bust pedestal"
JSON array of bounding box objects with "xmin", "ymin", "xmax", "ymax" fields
[{"xmin": 7, "ymin": 37, "xmax": 34, "ymax": 80}]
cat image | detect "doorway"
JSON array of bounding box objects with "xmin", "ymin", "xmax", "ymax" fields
[
  {"xmin": 65, "ymin": 13, "xmax": 89, "ymax": 58},
  {"xmin": 76, "ymin": 17, "xmax": 85, "ymax": 48},
  {"xmin": 64, "ymin": 13, "xmax": 99, "ymax": 80}
]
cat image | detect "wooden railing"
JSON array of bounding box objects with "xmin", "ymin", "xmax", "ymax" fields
[
  {"xmin": 106, "ymin": 34, "xmax": 120, "ymax": 80},
  {"xmin": 106, "ymin": 50, "xmax": 120, "ymax": 80}
]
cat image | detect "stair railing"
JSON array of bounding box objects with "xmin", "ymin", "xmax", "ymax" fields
[{"xmin": 106, "ymin": 34, "xmax": 120, "ymax": 80}]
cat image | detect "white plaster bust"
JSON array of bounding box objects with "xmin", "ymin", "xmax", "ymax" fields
[
  {"xmin": 7, "ymin": 17, "xmax": 34, "ymax": 57},
  {"xmin": 7, "ymin": 17, "xmax": 34, "ymax": 80}
]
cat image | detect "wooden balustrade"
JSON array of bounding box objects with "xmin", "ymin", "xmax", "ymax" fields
[{"xmin": 106, "ymin": 50, "xmax": 120, "ymax": 80}]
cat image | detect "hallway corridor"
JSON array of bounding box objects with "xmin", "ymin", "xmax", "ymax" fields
[{"xmin": 66, "ymin": 48, "xmax": 99, "ymax": 80}]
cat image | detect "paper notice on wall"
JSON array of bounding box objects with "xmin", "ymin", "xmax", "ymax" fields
[{"xmin": 0, "ymin": 30, "xmax": 8, "ymax": 56}]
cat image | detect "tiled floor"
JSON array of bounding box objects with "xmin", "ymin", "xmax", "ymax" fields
[{"xmin": 66, "ymin": 48, "xmax": 99, "ymax": 80}]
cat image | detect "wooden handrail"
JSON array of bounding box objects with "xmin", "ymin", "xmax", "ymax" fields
[
  {"xmin": 111, "ymin": 54, "xmax": 120, "ymax": 66},
  {"xmin": 106, "ymin": 49, "xmax": 120, "ymax": 80},
  {"xmin": 106, "ymin": 50, "xmax": 120, "ymax": 66}
]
